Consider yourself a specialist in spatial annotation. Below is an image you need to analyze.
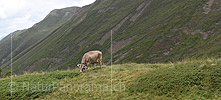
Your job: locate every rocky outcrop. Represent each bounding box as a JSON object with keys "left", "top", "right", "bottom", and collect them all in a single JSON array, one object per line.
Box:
[
  {"left": 203, "top": 0, "right": 215, "bottom": 14},
  {"left": 47, "top": 9, "right": 60, "bottom": 17},
  {"left": 183, "top": 28, "right": 209, "bottom": 39},
  {"left": 1, "top": 59, "right": 6, "bottom": 64}
]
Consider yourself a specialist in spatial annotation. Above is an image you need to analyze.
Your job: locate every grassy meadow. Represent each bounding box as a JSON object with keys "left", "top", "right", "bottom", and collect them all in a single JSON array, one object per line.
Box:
[{"left": 0, "top": 58, "right": 220, "bottom": 100}]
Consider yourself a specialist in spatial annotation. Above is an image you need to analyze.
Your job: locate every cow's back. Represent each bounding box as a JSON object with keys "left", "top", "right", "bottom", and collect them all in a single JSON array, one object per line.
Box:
[{"left": 82, "top": 50, "right": 102, "bottom": 63}]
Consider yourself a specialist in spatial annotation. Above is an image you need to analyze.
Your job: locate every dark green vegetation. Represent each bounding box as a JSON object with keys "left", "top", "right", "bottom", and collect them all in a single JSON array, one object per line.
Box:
[
  {"left": 0, "top": 68, "right": 1, "bottom": 76},
  {"left": 0, "top": 71, "right": 80, "bottom": 100},
  {"left": 0, "top": 0, "right": 220, "bottom": 74},
  {"left": 0, "top": 59, "right": 220, "bottom": 99},
  {"left": 2, "top": 70, "right": 14, "bottom": 78},
  {"left": 129, "top": 59, "right": 221, "bottom": 99}
]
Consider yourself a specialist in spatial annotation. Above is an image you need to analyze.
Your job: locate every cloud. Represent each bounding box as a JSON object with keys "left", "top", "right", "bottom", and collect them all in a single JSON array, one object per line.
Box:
[
  {"left": 0, "top": 10, "right": 7, "bottom": 19},
  {"left": 0, "top": 0, "right": 96, "bottom": 38},
  {"left": 0, "top": 15, "right": 34, "bottom": 34}
]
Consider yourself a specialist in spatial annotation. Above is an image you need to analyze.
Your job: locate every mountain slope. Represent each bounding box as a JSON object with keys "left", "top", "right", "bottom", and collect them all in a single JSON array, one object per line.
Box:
[
  {"left": 1, "top": 0, "right": 221, "bottom": 74},
  {"left": 0, "top": 6, "right": 80, "bottom": 66}
]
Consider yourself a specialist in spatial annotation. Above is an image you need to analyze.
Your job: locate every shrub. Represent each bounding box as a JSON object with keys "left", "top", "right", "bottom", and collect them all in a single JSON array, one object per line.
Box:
[
  {"left": 0, "top": 68, "right": 2, "bottom": 76},
  {"left": 3, "top": 70, "right": 14, "bottom": 78}
]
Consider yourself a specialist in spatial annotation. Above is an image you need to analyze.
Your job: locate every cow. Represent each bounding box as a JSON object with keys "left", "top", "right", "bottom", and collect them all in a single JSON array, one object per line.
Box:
[{"left": 77, "top": 50, "right": 103, "bottom": 72}]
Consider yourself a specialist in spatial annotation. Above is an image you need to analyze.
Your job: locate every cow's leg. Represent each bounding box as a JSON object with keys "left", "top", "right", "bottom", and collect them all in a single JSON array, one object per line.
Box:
[
  {"left": 85, "top": 64, "right": 88, "bottom": 72},
  {"left": 99, "top": 54, "right": 103, "bottom": 68},
  {"left": 93, "top": 64, "right": 96, "bottom": 70},
  {"left": 99, "top": 60, "right": 102, "bottom": 69}
]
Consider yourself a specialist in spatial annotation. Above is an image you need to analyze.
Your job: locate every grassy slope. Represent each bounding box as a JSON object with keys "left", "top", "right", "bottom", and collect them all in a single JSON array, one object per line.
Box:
[
  {"left": 1, "top": 0, "right": 220, "bottom": 74},
  {"left": 0, "top": 59, "right": 220, "bottom": 99},
  {"left": 114, "top": 0, "right": 221, "bottom": 63},
  {"left": 0, "top": 71, "right": 80, "bottom": 99}
]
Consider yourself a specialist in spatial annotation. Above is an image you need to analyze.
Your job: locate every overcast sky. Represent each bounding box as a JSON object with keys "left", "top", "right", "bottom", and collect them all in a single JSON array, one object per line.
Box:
[{"left": 0, "top": 0, "right": 96, "bottom": 40}]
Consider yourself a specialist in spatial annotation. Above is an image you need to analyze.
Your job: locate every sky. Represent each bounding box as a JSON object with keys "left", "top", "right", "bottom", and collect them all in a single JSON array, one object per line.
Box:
[{"left": 0, "top": 0, "right": 96, "bottom": 40}]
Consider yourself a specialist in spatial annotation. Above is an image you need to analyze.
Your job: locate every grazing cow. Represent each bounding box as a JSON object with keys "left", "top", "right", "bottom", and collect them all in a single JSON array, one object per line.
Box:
[{"left": 77, "top": 50, "right": 103, "bottom": 72}]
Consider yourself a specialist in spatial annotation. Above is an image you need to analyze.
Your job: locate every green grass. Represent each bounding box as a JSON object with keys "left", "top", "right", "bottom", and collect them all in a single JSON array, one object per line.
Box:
[
  {"left": 1, "top": 59, "right": 219, "bottom": 99},
  {"left": 129, "top": 59, "right": 221, "bottom": 99},
  {"left": 38, "top": 59, "right": 221, "bottom": 99},
  {"left": 0, "top": 71, "right": 80, "bottom": 100}
]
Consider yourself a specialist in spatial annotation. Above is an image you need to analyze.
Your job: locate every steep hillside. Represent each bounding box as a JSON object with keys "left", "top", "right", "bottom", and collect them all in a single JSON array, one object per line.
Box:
[
  {"left": 0, "top": 59, "right": 220, "bottom": 99},
  {"left": 0, "top": 6, "right": 79, "bottom": 67},
  {"left": 1, "top": 0, "right": 221, "bottom": 74}
]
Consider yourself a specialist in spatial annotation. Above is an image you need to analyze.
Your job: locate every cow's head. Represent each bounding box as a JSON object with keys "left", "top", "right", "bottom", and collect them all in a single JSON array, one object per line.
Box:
[{"left": 77, "top": 64, "right": 86, "bottom": 72}]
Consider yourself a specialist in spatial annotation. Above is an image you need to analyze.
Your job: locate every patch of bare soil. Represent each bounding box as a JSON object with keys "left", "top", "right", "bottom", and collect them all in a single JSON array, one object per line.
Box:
[
  {"left": 59, "top": 47, "right": 70, "bottom": 54},
  {"left": 113, "top": 51, "right": 130, "bottom": 64},
  {"left": 191, "top": 30, "right": 208, "bottom": 39},
  {"left": 28, "top": 58, "right": 63, "bottom": 70},
  {"left": 152, "top": 39, "right": 176, "bottom": 50},
  {"left": 130, "top": 1, "right": 152, "bottom": 22},
  {"left": 96, "top": 14, "right": 131, "bottom": 45},
  {"left": 163, "top": 51, "right": 170, "bottom": 56},
  {"left": 98, "top": 7, "right": 117, "bottom": 13},
  {"left": 75, "top": 13, "right": 87, "bottom": 25},
  {"left": 1, "top": 58, "right": 6, "bottom": 64},
  {"left": 183, "top": 28, "right": 208, "bottom": 39},
  {"left": 203, "top": 0, "right": 215, "bottom": 14},
  {"left": 136, "top": 3, "right": 145, "bottom": 11},
  {"left": 108, "top": 36, "right": 136, "bottom": 53},
  {"left": 78, "top": 40, "right": 86, "bottom": 46},
  {"left": 136, "top": 54, "right": 143, "bottom": 58}
]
